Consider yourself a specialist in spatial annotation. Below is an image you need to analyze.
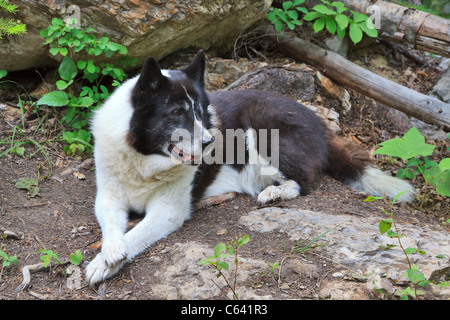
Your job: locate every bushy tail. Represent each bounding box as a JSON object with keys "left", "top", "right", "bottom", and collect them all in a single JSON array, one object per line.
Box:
[{"left": 325, "top": 132, "right": 414, "bottom": 202}]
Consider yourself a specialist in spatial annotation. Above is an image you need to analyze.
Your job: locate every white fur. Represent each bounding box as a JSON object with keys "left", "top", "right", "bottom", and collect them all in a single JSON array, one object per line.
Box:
[
  {"left": 86, "top": 75, "right": 198, "bottom": 285},
  {"left": 348, "top": 166, "right": 415, "bottom": 202}
]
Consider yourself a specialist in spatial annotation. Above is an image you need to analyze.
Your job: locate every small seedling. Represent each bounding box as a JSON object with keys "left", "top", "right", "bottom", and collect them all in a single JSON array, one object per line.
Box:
[
  {"left": 365, "top": 191, "right": 449, "bottom": 299},
  {"left": 198, "top": 234, "right": 250, "bottom": 300},
  {"left": 0, "top": 249, "right": 18, "bottom": 267},
  {"left": 39, "top": 249, "right": 61, "bottom": 268}
]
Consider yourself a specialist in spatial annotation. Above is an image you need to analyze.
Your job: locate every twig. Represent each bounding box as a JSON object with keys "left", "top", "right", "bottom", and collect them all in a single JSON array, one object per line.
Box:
[{"left": 15, "top": 259, "right": 69, "bottom": 295}]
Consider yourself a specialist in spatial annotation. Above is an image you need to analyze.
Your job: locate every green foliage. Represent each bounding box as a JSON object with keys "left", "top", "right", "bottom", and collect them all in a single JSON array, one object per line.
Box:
[
  {"left": 0, "top": 0, "right": 26, "bottom": 39},
  {"left": 268, "top": 0, "right": 378, "bottom": 45},
  {"left": 37, "top": 18, "right": 136, "bottom": 155},
  {"left": 267, "top": 0, "right": 307, "bottom": 32},
  {"left": 365, "top": 193, "right": 448, "bottom": 299},
  {"left": 69, "top": 249, "right": 83, "bottom": 266},
  {"left": 303, "top": 0, "right": 378, "bottom": 44},
  {"left": 14, "top": 177, "right": 40, "bottom": 198},
  {"left": 62, "top": 129, "right": 93, "bottom": 156},
  {"left": 374, "top": 127, "right": 450, "bottom": 206},
  {"left": 0, "top": 248, "right": 18, "bottom": 267},
  {"left": 0, "top": 69, "right": 7, "bottom": 79},
  {"left": 198, "top": 234, "right": 250, "bottom": 300},
  {"left": 39, "top": 249, "right": 61, "bottom": 268}
]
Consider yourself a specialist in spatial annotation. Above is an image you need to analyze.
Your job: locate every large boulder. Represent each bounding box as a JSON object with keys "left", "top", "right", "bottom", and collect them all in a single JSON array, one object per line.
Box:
[{"left": 0, "top": 0, "right": 272, "bottom": 71}]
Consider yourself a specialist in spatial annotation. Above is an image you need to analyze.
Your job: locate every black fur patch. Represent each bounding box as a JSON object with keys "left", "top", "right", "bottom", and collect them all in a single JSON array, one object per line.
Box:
[{"left": 127, "top": 50, "right": 213, "bottom": 156}]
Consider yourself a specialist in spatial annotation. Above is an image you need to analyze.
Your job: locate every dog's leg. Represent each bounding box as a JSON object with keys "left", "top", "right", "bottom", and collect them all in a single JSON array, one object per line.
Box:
[
  {"left": 85, "top": 195, "right": 128, "bottom": 285},
  {"left": 86, "top": 196, "right": 190, "bottom": 285},
  {"left": 124, "top": 200, "right": 189, "bottom": 261}
]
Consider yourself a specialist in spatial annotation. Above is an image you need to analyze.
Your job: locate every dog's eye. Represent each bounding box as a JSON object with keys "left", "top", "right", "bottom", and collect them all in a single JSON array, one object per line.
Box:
[{"left": 172, "top": 109, "right": 182, "bottom": 117}]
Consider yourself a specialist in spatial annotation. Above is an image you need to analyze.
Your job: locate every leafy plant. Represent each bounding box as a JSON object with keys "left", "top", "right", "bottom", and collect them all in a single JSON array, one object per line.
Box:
[
  {"left": 198, "top": 234, "right": 250, "bottom": 300},
  {"left": 374, "top": 127, "right": 449, "bottom": 208},
  {"left": 267, "top": 0, "right": 308, "bottom": 32},
  {"left": 365, "top": 192, "right": 449, "bottom": 300},
  {"left": 62, "top": 129, "right": 93, "bottom": 156},
  {"left": 0, "top": 248, "right": 18, "bottom": 267},
  {"left": 39, "top": 249, "right": 61, "bottom": 268},
  {"left": 37, "top": 18, "right": 136, "bottom": 154},
  {"left": 69, "top": 249, "right": 83, "bottom": 266},
  {"left": 0, "top": 0, "right": 26, "bottom": 39},
  {"left": 303, "top": 0, "right": 378, "bottom": 44}
]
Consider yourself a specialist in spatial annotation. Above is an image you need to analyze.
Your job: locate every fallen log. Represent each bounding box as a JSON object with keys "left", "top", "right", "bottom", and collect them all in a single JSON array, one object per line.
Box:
[
  {"left": 263, "top": 26, "right": 450, "bottom": 131},
  {"left": 274, "top": 0, "right": 450, "bottom": 57},
  {"left": 336, "top": 0, "right": 450, "bottom": 57}
]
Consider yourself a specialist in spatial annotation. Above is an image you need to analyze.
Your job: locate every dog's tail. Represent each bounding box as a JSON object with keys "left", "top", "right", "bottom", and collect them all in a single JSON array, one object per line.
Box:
[{"left": 325, "top": 131, "right": 414, "bottom": 202}]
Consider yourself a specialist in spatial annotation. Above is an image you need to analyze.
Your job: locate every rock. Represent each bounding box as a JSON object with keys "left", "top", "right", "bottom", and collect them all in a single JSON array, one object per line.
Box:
[
  {"left": 303, "top": 102, "right": 341, "bottom": 133},
  {"left": 325, "top": 34, "right": 349, "bottom": 57},
  {"left": 150, "top": 241, "right": 271, "bottom": 300},
  {"left": 226, "top": 65, "right": 317, "bottom": 102},
  {"left": 430, "top": 66, "right": 450, "bottom": 104},
  {"left": 238, "top": 207, "right": 450, "bottom": 299},
  {"left": 0, "top": 0, "right": 272, "bottom": 72}
]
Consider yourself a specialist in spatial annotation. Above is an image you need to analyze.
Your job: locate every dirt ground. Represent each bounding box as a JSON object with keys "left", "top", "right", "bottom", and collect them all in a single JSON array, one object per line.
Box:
[{"left": 0, "top": 42, "right": 449, "bottom": 301}]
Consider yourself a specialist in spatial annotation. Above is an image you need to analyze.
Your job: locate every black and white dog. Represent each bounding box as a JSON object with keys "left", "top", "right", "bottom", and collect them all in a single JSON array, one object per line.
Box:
[{"left": 85, "top": 50, "right": 414, "bottom": 285}]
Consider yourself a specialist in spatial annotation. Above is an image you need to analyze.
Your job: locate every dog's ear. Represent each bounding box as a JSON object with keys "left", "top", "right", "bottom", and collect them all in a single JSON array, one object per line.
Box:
[
  {"left": 136, "top": 56, "right": 166, "bottom": 94},
  {"left": 183, "top": 50, "right": 205, "bottom": 86}
]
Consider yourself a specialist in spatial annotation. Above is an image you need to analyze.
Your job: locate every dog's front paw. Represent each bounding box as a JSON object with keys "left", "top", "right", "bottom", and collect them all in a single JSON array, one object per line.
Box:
[
  {"left": 85, "top": 253, "right": 125, "bottom": 286},
  {"left": 102, "top": 239, "right": 127, "bottom": 266}
]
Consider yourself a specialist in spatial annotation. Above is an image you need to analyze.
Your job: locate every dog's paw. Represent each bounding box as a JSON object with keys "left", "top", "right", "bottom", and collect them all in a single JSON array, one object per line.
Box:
[
  {"left": 101, "top": 239, "right": 127, "bottom": 266},
  {"left": 85, "top": 254, "right": 125, "bottom": 286},
  {"left": 257, "top": 181, "right": 300, "bottom": 206},
  {"left": 257, "top": 185, "right": 282, "bottom": 205}
]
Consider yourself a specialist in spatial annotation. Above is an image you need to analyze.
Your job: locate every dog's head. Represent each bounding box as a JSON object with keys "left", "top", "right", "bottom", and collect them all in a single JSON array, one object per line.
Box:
[{"left": 128, "top": 50, "right": 215, "bottom": 165}]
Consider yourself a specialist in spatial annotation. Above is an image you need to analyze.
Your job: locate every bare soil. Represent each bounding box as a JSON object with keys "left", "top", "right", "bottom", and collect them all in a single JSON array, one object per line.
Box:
[{"left": 0, "top": 43, "right": 448, "bottom": 301}]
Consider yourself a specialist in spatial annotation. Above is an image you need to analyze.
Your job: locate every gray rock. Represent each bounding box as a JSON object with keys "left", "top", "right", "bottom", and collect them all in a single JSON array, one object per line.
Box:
[{"left": 239, "top": 207, "right": 450, "bottom": 299}]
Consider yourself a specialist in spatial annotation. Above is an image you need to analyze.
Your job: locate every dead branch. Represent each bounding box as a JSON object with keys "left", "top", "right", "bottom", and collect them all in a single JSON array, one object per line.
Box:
[{"left": 262, "top": 26, "right": 450, "bottom": 131}]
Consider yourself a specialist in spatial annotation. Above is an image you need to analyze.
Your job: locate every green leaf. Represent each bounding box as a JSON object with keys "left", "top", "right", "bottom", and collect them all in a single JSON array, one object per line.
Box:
[
  {"left": 70, "top": 249, "right": 83, "bottom": 265},
  {"left": 335, "top": 14, "right": 349, "bottom": 30},
  {"left": 77, "top": 60, "right": 87, "bottom": 70},
  {"left": 313, "top": 17, "right": 326, "bottom": 32},
  {"left": 325, "top": 15, "right": 337, "bottom": 34},
  {"left": 214, "top": 243, "right": 226, "bottom": 258},
  {"left": 293, "top": 0, "right": 305, "bottom": 5},
  {"left": 303, "top": 11, "right": 323, "bottom": 21},
  {"left": 56, "top": 79, "right": 73, "bottom": 90},
  {"left": 0, "top": 69, "right": 7, "bottom": 79},
  {"left": 359, "top": 18, "right": 378, "bottom": 37},
  {"left": 431, "top": 170, "right": 450, "bottom": 197},
  {"left": 439, "top": 158, "right": 450, "bottom": 171},
  {"left": 392, "top": 190, "right": 409, "bottom": 204},
  {"left": 313, "top": 4, "right": 335, "bottom": 15},
  {"left": 59, "top": 47, "right": 68, "bottom": 56},
  {"left": 331, "top": 1, "right": 347, "bottom": 14},
  {"left": 379, "top": 219, "right": 393, "bottom": 234},
  {"left": 283, "top": 1, "right": 293, "bottom": 10},
  {"left": 216, "top": 261, "right": 229, "bottom": 271},
  {"left": 349, "top": 23, "right": 363, "bottom": 44},
  {"left": 373, "top": 127, "right": 436, "bottom": 162},
  {"left": 37, "top": 91, "right": 69, "bottom": 107},
  {"left": 406, "top": 265, "right": 426, "bottom": 284}
]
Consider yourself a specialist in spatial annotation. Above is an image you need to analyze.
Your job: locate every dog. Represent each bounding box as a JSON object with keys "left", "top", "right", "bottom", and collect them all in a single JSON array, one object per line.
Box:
[{"left": 85, "top": 50, "right": 414, "bottom": 285}]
